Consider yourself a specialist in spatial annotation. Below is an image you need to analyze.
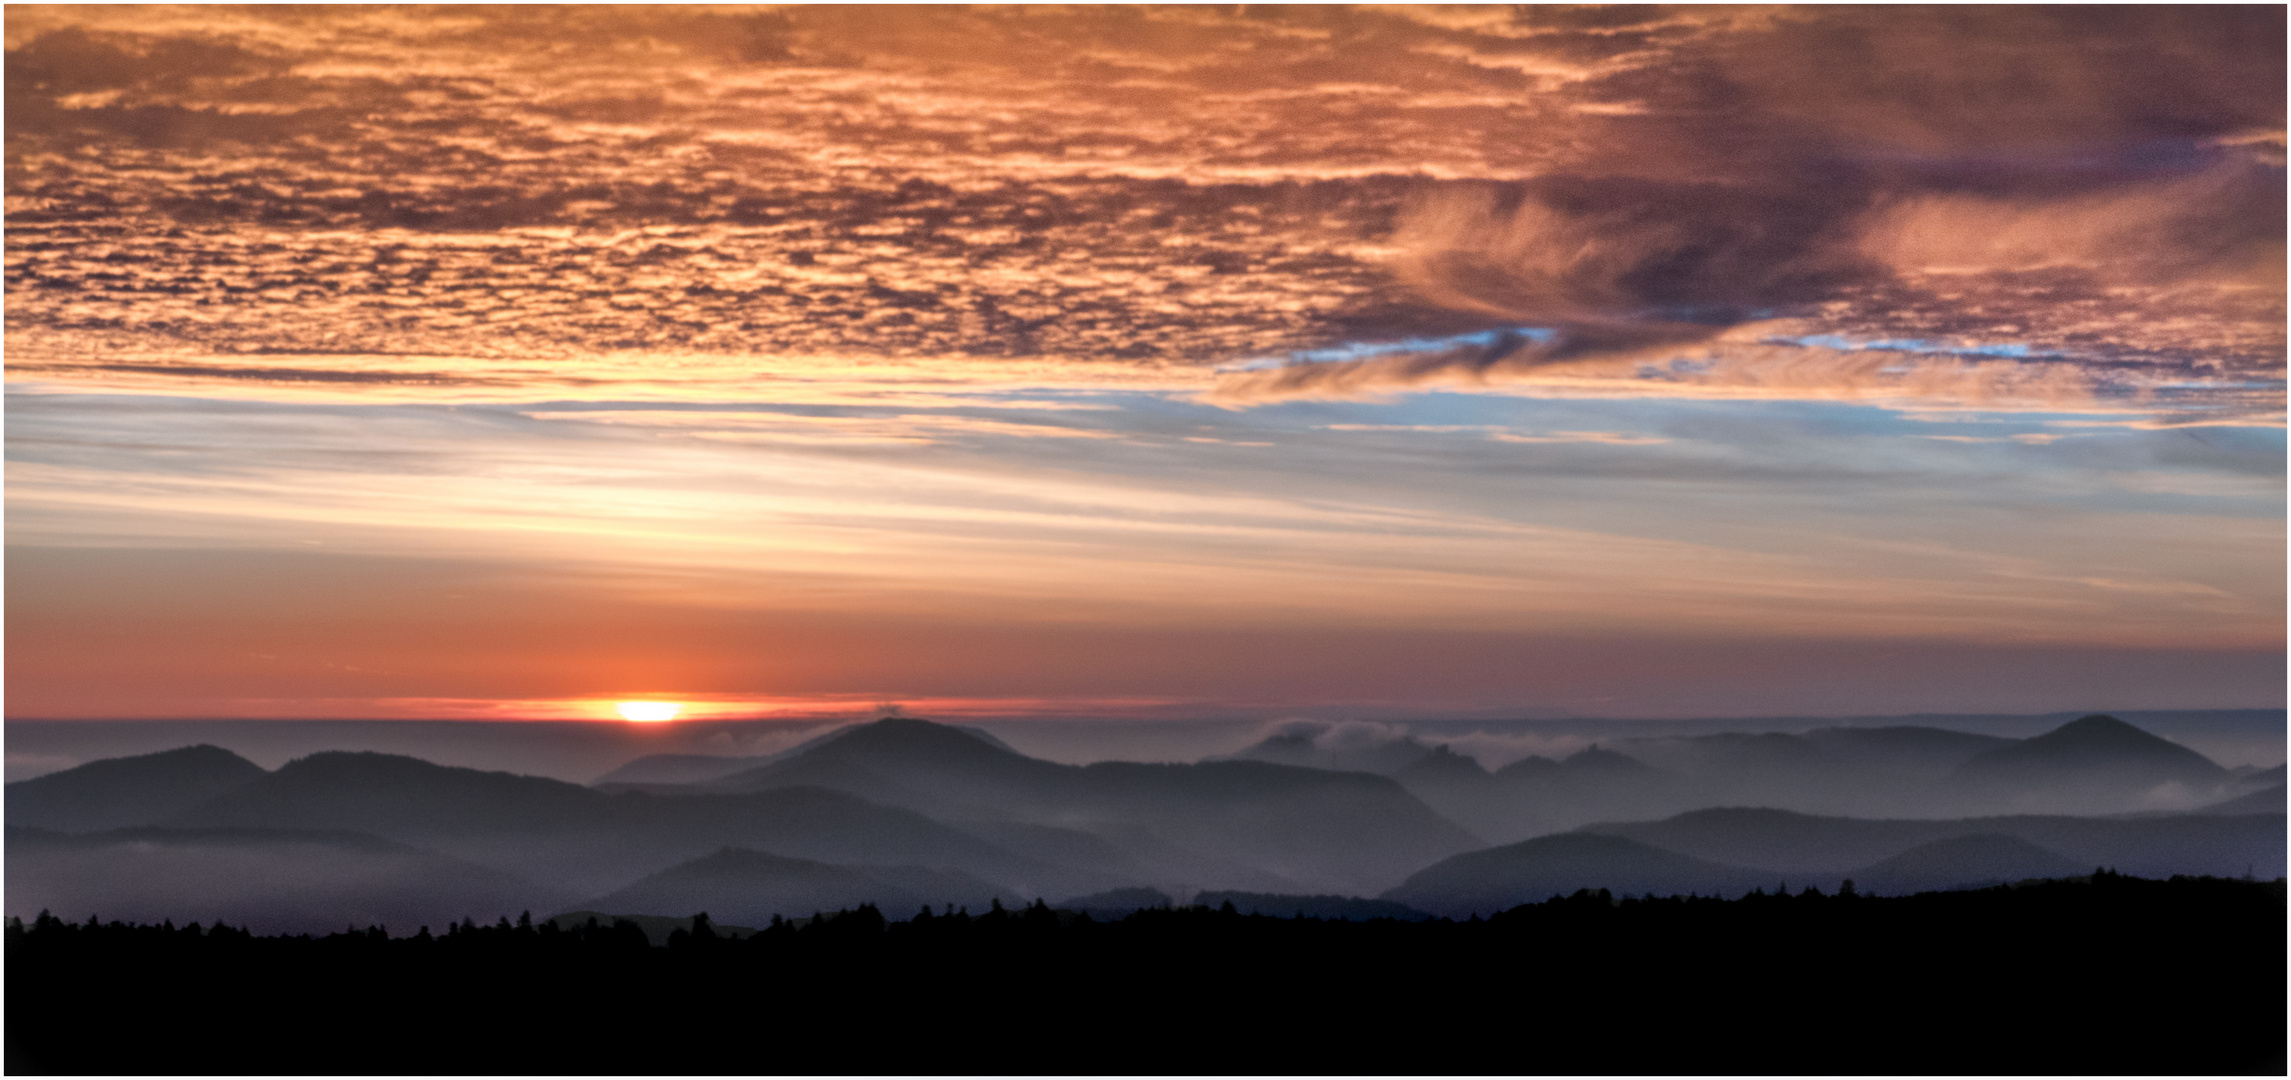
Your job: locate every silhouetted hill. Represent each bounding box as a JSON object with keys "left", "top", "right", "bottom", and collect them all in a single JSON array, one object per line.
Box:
[
  {"left": 697, "top": 717, "right": 1477, "bottom": 894},
  {"left": 6, "top": 746, "right": 267, "bottom": 832},
  {"left": 572, "top": 847, "right": 1009, "bottom": 927},
  {"left": 1950, "top": 714, "right": 2230, "bottom": 812},
  {"left": 1381, "top": 833, "right": 1774, "bottom": 916},
  {"left": 1844, "top": 834, "right": 2088, "bottom": 896},
  {"left": 177, "top": 751, "right": 612, "bottom": 833},
  {"left": 1192, "top": 891, "right": 1432, "bottom": 922},
  {"left": 712, "top": 719, "right": 1051, "bottom": 796},
  {"left": 1582, "top": 806, "right": 2285, "bottom": 880},
  {"left": 5, "top": 824, "right": 562, "bottom": 935},
  {"left": 169, "top": 750, "right": 1110, "bottom": 899},
  {"left": 2198, "top": 784, "right": 2285, "bottom": 816}
]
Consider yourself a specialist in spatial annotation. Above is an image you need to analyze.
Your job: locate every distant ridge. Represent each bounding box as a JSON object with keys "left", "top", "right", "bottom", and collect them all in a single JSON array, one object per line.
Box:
[
  {"left": 6, "top": 745, "right": 267, "bottom": 832},
  {"left": 689, "top": 717, "right": 1478, "bottom": 895},
  {"left": 1580, "top": 805, "right": 2285, "bottom": 880},
  {"left": 168, "top": 748, "right": 1109, "bottom": 901},
  {"left": 1951, "top": 714, "right": 2229, "bottom": 797},
  {"left": 590, "top": 722, "right": 1020, "bottom": 787},
  {"left": 1381, "top": 832, "right": 1774, "bottom": 917}
]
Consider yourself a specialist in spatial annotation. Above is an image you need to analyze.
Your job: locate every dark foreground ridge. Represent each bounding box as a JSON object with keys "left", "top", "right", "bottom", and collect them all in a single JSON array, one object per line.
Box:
[{"left": 8, "top": 873, "right": 2282, "bottom": 1075}]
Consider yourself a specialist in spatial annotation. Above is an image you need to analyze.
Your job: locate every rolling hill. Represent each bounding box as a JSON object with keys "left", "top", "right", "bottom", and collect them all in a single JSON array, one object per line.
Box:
[
  {"left": 1948, "top": 714, "right": 2232, "bottom": 813},
  {"left": 688, "top": 718, "right": 1479, "bottom": 894},
  {"left": 169, "top": 750, "right": 1116, "bottom": 899},
  {"left": 6, "top": 746, "right": 267, "bottom": 832},
  {"left": 1380, "top": 832, "right": 1777, "bottom": 917},
  {"left": 1580, "top": 806, "right": 2286, "bottom": 881}
]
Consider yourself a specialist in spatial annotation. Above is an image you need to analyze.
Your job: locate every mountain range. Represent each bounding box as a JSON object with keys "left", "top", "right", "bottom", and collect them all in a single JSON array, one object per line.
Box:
[
  {"left": 1382, "top": 805, "right": 2285, "bottom": 918},
  {"left": 1245, "top": 714, "right": 2263, "bottom": 841},
  {"left": 6, "top": 714, "right": 2280, "bottom": 934}
]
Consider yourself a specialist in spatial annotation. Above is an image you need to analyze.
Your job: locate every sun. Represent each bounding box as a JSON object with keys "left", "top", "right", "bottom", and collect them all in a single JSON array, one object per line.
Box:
[{"left": 615, "top": 701, "right": 683, "bottom": 723}]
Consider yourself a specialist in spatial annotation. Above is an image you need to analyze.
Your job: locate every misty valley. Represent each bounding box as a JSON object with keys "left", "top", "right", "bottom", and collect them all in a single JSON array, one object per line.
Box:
[
  {"left": 7, "top": 714, "right": 2283, "bottom": 931},
  {"left": 6, "top": 713, "right": 2285, "bottom": 1073}
]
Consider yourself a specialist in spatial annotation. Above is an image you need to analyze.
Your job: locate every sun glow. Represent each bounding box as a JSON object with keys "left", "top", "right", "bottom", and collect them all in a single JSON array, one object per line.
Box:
[{"left": 615, "top": 701, "right": 684, "bottom": 723}]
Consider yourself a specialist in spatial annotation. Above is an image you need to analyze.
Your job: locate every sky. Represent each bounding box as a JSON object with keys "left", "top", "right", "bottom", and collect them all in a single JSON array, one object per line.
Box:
[{"left": 5, "top": 5, "right": 2283, "bottom": 723}]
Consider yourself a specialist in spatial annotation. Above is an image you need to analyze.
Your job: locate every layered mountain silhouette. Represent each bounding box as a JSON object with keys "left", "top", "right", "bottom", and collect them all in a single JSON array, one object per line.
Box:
[
  {"left": 588, "top": 721, "right": 1021, "bottom": 787},
  {"left": 7, "top": 746, "right": 266, "bottom": 832},
  {"left": 1947, "top": 714, "right": 2232, "bottom": 813},
  {"left": 5, "top": 713, "right": 2277, "bottom": 932},
  {"left": 572, "top": 847, "right": 1010, "bottom": 927},
  {"left": 1375, "top": 716, "right": 2247, "bottom": 840},
  {"left": 665, "top": 718, "right": 1478, "bottom": 894},
  {"left": 1379, "top": 810, "right": 2283, "bottom": 916},
  {"left": 1580, "top": 806, "right": 2285, "bottom": 881},
  {"left": 6, "top": 824, "right": 561, "bottom": 935},
  {"left": 168, "top": 749, "right": 1110, "bottom": 899},
  {"left": 1383, "top": 833, "right": 1778, "bottom": 916}
]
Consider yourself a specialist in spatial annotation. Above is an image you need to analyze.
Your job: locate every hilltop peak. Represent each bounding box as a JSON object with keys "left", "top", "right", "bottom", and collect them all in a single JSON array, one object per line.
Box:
[
  {"left": 814, "top": 717, "right": 1028, "bottom": 759},
  {"left": 1950, "top": 712, "right": 2228, "bottom": 807},
  {"left": 6, "top": 744, "right": 270, "bottom": 832},
  {"left": 2040, "top": 714, "right": 2164, "bottom": 745}
]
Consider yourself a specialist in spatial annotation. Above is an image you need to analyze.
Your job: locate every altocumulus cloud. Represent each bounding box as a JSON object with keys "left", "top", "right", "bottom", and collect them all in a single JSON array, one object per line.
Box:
[{"left": 2, "top": 6, "right": 2278, "bottom": 421}]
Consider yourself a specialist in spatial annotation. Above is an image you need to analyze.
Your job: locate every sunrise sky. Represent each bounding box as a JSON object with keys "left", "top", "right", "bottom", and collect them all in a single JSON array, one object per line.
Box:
[{"left": 6, "top": 5, "right": 2283, "bottom": 722}]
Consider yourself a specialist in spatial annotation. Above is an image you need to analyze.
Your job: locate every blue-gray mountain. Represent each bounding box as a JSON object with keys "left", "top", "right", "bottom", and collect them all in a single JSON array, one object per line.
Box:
[
  {"left": 5, "top": 714, "right": 2279, "bottom": 934},
  {"left": 1243, "top": 714, "right": 2268, "bottom": 841},
  {"left": 7, "top": 745, "right": 266, "bottom": 832},
  {"left": 649, "top": 718, "right": 1479, "bottom": 895}
]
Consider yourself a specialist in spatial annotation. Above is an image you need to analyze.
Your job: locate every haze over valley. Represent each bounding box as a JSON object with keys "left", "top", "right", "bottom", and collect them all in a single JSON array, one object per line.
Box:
[{"left": 10, "top": 711, "right": 2280, "bottom": 934}]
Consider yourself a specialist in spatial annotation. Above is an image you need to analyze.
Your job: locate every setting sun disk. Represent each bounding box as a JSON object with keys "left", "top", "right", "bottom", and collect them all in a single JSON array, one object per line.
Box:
[{"left": 616, "top": 701, "right": 683, "bottom": 723}]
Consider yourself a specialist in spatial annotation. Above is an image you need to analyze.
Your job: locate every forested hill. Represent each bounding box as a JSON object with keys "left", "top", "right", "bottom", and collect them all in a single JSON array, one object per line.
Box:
[{"left": 9, "top": 873, "right": 2281, "bottom": 1076}]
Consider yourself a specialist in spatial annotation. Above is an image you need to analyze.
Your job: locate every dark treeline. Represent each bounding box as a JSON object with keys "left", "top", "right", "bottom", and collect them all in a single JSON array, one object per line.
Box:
[{"left": 8, "top": 873, "right": 2283, "bottom": 1075}]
